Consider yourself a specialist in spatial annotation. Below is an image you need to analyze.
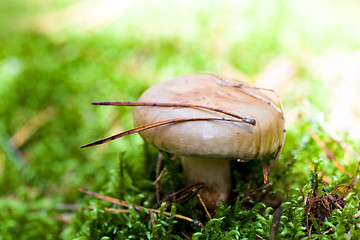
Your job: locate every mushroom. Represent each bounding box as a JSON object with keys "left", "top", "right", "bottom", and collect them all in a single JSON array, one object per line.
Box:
[
  {"left": 81, "top": 73, "right": 285, "bottom": 210},
  {"left": 132, "top": 74, "right": 285, "bottom": 210}
]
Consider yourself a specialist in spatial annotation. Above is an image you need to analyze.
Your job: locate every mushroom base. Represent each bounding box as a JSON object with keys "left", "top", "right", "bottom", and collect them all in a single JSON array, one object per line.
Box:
[{"left": 181, "top": 156, "right": 231, "bottom": 211}]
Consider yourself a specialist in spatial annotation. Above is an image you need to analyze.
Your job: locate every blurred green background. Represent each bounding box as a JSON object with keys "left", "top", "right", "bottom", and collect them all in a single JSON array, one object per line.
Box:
[{"left": 1, "top": 0, "right": 360, "bottom": 239}]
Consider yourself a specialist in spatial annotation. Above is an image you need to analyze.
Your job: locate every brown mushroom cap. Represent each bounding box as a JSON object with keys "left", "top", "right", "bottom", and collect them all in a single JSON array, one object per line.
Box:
[{"left": 134, "top": 74, "right": 284, "bottom": 161}]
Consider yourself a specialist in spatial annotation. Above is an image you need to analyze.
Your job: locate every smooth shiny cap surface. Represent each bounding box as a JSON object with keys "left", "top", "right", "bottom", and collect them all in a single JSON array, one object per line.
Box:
[{"left": 134, "top": 74, "right": 284, "bottom": 161}]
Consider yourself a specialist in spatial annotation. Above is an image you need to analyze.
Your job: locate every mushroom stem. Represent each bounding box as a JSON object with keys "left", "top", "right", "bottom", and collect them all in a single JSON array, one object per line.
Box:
[{"left": 181, "top": 156, "right": 231, "bottom": 210}]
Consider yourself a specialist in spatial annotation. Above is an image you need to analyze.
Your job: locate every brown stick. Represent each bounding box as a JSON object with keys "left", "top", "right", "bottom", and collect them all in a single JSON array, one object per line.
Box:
[
  {"left": 80, "top": 188, "right": 203, "bottom": 226},
  {"left": 81, "top": 117, "right": 254, "bottom": 148},
  {"left": 154, "top": 152, "right": 163, "bottom": 203},
  {"left": 269, "top": 205, "right": 283, "bottom": 240},
  {"left": 88, "top": 205, "right": 200, "bottom": 226},
  {"left": 197, "top": 193, "right": 212, "bottom": 220},
  {"left": 262, "top": 156, "right": 268, "bottom": 183},
  {"left": 244, "top": 182, "right": 273, "bottom": 197},
  {"left": 79, "top": 188, "right": 133, "bottom": 208},
  {"left": 322, "top": 188, "right": 343, "bottom": 210},
  {"left": 149, "top": 210, "right": 156, "bottom": 227},
  {"left": 153, "top": 167, "right": 168, "bottom": 185},
  {"left": 92, "top": 101, "right": 256, "bottom": 125},
  {"left": 307, "top": 127, "right": 349, "bottom": 175}
]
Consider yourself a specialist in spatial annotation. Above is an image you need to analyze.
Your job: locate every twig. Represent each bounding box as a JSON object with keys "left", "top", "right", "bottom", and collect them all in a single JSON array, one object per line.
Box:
[
  {"left": 88, "top": 205, "right": 130, "bottom": 213},
  {"left": 88, "top": 206, "right": 202, "bottom": 226},
  {"left": 313, "top": 174, "right": 319, "bottom": 197},
  {"left": 306, "top": 199, "right": 316, "bottom": 237},
  {"left": 55, "top": 203, "right": 81, "bottom": 211},
  {"left": 152, "top": 183, "right": 203, "bottom": 210},
  {"left": 307, "top": 127, "right": 349, "bottom": 175},
  {"left": 323, "top": 227, "right": 334, "bottom": 235},
  {"left": 322, "top": 188, "right": 343, "bottom": 210},
  {"left": 262, "top": 156, "right": 268, "bottom": 183},
  {"left": 180, "top": 231, "right": 191, "bottom": 240},
  {"left": 92, "top": 101, "right": 255, "bottom": 125},
  {"left": 11, "top": 106, "right": 57, "bottom": 148},
  {"left": 81, "top": 117, "right": 255, "bottom": 148},
  {"left": 149, "top": 210, "right": 156, "bottom": 227},
  {"left": 340, "top": 160, "right": 360, "bottom": 199},
  {"left": 299, "top": 188, "right": 309, "bottom": 206},
  {"left": 155, "top": 152, "right": 163, "bottom": 203},
  {"left": 317, "top": 118, "right": 360, "bottom": 163},
  {"left": 80, "top": 188, "right": 203, "bottom": 226},
  {"left": 153, "top": 167, "right": 168, "bottom": 185},
  {"left": 244, "top": 182, "right": 273, "bottom": 197},
  {"left": 197, "top": 193, "right": 212, "bottom": 220},
  {"left": 269, "top": 205, "right": 283, "bottom": 240},
  {"left": 53, "top": 213, "right": 73, "bottom": 224},
  {"left": 157, "top": 183, "right": 204, "bottom": 207},
  {"left": 79, "top": 188, "right": 133, "bottom": 208}
]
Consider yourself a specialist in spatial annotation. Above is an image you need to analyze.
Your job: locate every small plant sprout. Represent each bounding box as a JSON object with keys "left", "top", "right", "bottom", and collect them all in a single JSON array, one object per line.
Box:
[{"left": 81, "top": 74, "right": 286, "bottom": 210}]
